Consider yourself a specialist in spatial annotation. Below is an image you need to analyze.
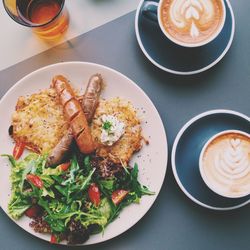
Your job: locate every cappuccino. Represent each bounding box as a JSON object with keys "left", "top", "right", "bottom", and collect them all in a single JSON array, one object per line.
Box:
[
  {"left": 160, "top": 0, "right": 226, "bottom": 46},
  {"left": 200, "top": 131, "right": 250, "bottom": 198}
]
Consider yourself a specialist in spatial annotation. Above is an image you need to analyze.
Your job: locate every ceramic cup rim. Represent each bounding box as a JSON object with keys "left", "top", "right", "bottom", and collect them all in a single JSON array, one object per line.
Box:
[
  {"left": 157, "top": 0, "right": 227, "bottom": 48},
  {"left": 199, "top": 129, "right": 250, "bottom": 199}
]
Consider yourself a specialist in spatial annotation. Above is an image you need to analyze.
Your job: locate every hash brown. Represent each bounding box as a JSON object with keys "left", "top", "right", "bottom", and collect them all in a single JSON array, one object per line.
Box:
[
  {"left": 91, "top": 97, "right": 142, "bottom": 165},
  {"left": 12, "top": 88, "right": 69, "bottom": 154}
]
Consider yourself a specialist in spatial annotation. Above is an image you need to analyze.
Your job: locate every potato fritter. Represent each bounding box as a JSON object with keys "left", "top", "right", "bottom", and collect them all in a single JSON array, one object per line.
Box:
[
  {"left": 91, "top": 98, "right": 142, "bottom": 165},
  {"left": 12, "top": 88, "right": 69, "bottom": 154}
]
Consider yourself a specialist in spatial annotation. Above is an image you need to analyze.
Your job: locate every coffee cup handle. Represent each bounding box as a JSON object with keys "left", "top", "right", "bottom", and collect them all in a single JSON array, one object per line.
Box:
[{"left": 142, "top": 1, "right": 159, "bottom": 22}]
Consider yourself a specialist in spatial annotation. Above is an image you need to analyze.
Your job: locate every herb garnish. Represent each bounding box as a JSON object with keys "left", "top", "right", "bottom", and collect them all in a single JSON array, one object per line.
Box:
[{"left": 102, "top": 121, "right": 112, "bottom": 133}]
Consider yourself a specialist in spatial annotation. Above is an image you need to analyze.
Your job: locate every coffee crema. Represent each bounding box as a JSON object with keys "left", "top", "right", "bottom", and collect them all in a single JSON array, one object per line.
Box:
[
  {"left": 201, "top": 132, "right": 250, "bottom": 198},
  {"left": 160, "top": 0, "right": 225, "bottom": 45}
]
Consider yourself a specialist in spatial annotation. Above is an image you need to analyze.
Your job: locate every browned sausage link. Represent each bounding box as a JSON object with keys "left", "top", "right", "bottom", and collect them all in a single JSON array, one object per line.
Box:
[
  {"left": 60, "top": 88, "right": 75, "bottom": 106},
  {"left": 51, "top": 75, "right": 75, "bottom": 95},
  {"left": 52, "top": 75, "right": 96, "bottom": 154},
  {"left": 70, "top": 113, "right": 86, "bottom": 137},
  {"left": 48, "top": 75, "right": 102, "bottom": 165},
  {"left": 47, "top": 128, "right": 74, "bottom": 166},
  {"left": 71, "top": 114, "right": 95, "bottom": 154},
  {"left": 76, "top": 130, "right": 95, "bottom": 155},
  {"left": 82, "top": 74, "right": 103, "bottom": 122},
  {"left": 64, "top": 99, "right": 82, "bottom": 122}
]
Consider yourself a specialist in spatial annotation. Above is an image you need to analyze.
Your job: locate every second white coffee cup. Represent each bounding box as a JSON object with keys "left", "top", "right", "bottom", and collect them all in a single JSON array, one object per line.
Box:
[{"left": 199, "top": 130, "right": 250, "bottom": 199}]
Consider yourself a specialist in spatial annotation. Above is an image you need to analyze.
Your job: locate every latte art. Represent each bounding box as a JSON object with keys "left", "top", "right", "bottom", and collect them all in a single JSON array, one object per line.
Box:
[
  {"left": 160, "top": 0, "right": 225, "bottom": 45},
  {"left": 214, "top": 139, "right": 250, "bottom": 181},
  {"left": 200, "top": 132, "right": 250, "bottom": 198},
  {"left": 170, "top": 0, "right": 214, "bottom": 38}
]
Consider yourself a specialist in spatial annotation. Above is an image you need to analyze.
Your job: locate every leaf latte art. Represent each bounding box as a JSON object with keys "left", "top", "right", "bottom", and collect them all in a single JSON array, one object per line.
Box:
[
  {"left": 201, "top": 132, "right": 250, "bottom": 198},
  {"left": 160, "top": 0, "right": 225, "bottom": 45}
]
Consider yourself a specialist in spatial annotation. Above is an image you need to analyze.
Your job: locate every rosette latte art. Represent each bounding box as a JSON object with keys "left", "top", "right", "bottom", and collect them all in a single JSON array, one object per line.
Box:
[
  {"left": 160, "top": 0, "right": 225, "bottom": 45},
  {"left": 202, "top": 133, "right": 250, "bottom": 198}
]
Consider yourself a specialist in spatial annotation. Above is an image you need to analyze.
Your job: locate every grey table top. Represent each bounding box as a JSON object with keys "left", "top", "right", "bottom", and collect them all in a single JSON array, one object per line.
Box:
[{"left": 0, "top": 1, "right": 249, "bottom": 250}]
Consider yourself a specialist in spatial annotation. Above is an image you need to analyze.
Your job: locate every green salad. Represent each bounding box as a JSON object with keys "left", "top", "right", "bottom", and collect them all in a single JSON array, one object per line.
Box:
[{"left": 4, "top": 153, "right": 154, "bottom": 244}]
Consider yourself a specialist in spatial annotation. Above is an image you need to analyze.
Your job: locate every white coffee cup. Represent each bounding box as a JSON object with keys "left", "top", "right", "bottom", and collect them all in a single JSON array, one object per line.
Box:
[
  {"left": 142, "top": 0, "right": 226, "bottom": 48},
  {"left": 199, "top": 130, "right": 250, "bottom": 198}
]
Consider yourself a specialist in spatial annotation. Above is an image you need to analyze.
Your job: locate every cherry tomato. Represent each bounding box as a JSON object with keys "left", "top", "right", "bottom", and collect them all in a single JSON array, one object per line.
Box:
[
  {"left": 88, "top": 183, "right": 101, "bottom": 206},
  {"left": 58, "top": 162, "right": 71, "bottom": 171},
  {"left": 111, "top": 190, "right": 129, "bottom": 205},
  {"left": 25, "top": 205, "right": 41, "bottom": 218},
  {"left": 50, "top": 234, "right": 57, "bottom": 244},
  {"left": 13, "top": 142, "right": 25, "bottom": 160},
  {"left": 26, "top": 174, "right": 44, "bottom": 189}
]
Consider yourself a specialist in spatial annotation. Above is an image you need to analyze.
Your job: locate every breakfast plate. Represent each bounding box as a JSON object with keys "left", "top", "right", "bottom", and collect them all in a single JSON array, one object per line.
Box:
[
  {"left": 135, "top": 0, "right": 235, "bottom": 75},
  {"left": 171, "top": 110, "right": 250, "bottom": 210},
  {"left": 0, "top": 62, "right": 168, "bottom": 244}
]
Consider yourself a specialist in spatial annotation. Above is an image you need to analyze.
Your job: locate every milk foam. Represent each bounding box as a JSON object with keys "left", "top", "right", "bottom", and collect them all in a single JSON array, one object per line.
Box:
[
  {"left": 214, "top": 139, "right": 250, "bottom": 181},
  {"left": 190, "top": 21, "right": 199, "bottom": 37},
  {"left": 169, "top": 0, "right": 215, "bottom": 38},
  {"left": 202, "top": 133, "right": 250, "bottom": 197}
]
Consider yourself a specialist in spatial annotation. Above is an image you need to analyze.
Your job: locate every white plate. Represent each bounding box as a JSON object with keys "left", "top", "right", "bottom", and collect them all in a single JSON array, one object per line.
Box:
[{"left": 0, "top": 62, "right": 168, "bottom": 245}]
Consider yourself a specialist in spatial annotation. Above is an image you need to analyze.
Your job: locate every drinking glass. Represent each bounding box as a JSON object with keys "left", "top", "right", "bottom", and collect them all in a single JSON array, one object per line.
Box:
[{"left": 3, "top": 0, "right": 69, "bottom": 40}]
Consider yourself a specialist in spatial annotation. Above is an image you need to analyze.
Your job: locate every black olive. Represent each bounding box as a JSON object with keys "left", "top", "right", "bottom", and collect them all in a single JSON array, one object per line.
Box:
[{"left": 8, "top": 125, "right": 13, "bottom": 136}]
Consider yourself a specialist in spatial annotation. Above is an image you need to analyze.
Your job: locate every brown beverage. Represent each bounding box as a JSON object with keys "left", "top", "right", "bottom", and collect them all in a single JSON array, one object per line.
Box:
[
  {"left": 9, "top": 0, "right": 69, "bottom": 40},
  {"left": 23, "top": 0, "right": 61, "bottom": 24},
  {"left": 159, "top": 0, "right": 225, "bottom": 46}
]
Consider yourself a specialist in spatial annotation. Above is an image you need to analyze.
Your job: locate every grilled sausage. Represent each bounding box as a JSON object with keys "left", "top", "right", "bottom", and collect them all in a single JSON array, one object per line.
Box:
[
  {"left": 51, "top": 75, "right": 96, "bottom": 154},
  {"left": 48, "top": 74, "right": 103, "bottom": 165},
  {"left": 82, "top": 74, "right": 103, "bottom": 122},
  {"left": 47, "top": 128, "right": 74, "bottom": 166}
]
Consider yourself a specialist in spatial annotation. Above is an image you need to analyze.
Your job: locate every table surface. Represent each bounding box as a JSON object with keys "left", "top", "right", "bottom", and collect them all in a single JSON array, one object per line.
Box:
[
  {"left": 0, "top": 0, "right": 140, "bottom": 71},
  {"left": 0, "top": 1, "right": 249, "bottom": 250}
]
